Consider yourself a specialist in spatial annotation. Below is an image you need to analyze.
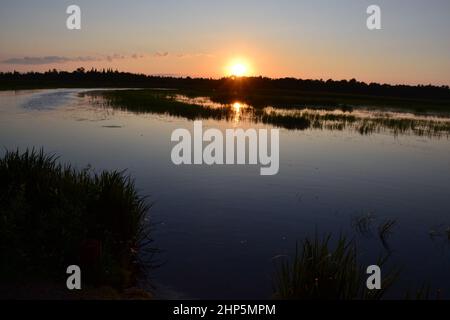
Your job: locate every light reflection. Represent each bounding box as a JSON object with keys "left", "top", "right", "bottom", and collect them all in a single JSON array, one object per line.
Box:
[
  {"left": 167, "top": 93, "right": 450, "bottom": 137},
  {"left": 232, "top": 102, "right": 243, "bottom": 123}
]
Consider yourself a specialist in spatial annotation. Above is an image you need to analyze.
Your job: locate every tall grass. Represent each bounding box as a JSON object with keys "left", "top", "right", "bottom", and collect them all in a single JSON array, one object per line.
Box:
[
  {"left": 0, "top": 149, "right": 152, "bottom": 290},
  {"left": 273, "top": 234, "right": 397, "bottom": 300}
]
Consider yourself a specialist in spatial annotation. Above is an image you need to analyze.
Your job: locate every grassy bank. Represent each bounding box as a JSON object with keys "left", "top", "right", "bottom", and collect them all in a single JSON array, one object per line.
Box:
[{"left": 0, "top": 149, "right": 153, "bottom": 296}]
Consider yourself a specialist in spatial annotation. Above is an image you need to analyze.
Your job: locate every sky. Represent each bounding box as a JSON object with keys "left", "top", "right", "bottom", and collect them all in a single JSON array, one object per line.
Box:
[{"left": 0, "top": 0, "right": 449, "bottom": 85}]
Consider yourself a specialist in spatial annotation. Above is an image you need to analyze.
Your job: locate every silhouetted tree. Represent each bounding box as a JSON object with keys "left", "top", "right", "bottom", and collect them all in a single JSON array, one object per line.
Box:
[{"left": 1, "top": 69, "right": 450, "bottom": 102}]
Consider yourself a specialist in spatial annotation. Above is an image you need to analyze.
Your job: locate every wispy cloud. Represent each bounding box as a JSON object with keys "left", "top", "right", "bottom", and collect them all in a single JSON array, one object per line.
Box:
[
  {"left": 175, "top": 53, "right": 214, "bottom": 59},
  {"left": 0, "top": 56, "right": 100, "bottom": 65},
  {"left": 1, "top": 54, "right": 145, "bottom": 65},
  {"left": 1, "top": 51, "right": 214, "bottom": 65},
  {"left": 152, "top": 52, "right": 169, "bottom": 58},
  {"left": 105, "top": 54, "right": 126, "bottom": 62},
  {"left": 150, "top": 52, "right": 212, "bottom": 58}
]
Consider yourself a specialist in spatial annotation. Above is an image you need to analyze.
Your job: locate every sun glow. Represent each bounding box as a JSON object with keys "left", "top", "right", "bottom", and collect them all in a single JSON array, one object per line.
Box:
[
  {"left": 230, "top": 64, "right": 247, "bottom": 77},
  {"left": 232, "top": 102, "right": 242, "bottom": 112},
  {"left": 227, "top": 59, "right": 251, "bottom": 77}
]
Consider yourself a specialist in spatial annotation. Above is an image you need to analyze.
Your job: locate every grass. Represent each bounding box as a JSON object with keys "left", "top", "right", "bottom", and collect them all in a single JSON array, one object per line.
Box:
[
  {"left": 378, "top": 219, "right": 397, "bottom": 252},
  {"left": 351, "top": 212, "right": 376, "bottom": 236},
  {"left": 0, "top": 149, "right": 153, "bottom": 291},
  {"left": 87, "top": 89, "right": 450, "bottom": 137},
  {"left": 180, "top": 87, "right": 450, "bottom": 111},
  {"left": 273, "top": 234, "right": 397, "bottom": 300},
  {"left": 86, "top": 90, "right": 233, "bottom": 121}
]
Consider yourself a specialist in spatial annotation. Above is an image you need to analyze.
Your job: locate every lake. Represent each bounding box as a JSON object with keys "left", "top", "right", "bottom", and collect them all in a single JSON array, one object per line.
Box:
[{"left": 1, "top": 89, "right": 450, "bottom": 299}]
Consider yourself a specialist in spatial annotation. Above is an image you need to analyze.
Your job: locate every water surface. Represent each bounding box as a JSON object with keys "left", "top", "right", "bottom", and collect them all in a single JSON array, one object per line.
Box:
[{"left": 1, "top": 89, "right": 450, "bottom": 299}]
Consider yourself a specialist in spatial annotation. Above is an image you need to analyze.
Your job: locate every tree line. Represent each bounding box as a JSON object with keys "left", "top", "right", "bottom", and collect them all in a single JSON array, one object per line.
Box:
[{"left": 1, "top": 68, "right": 450, "bottom": 101}]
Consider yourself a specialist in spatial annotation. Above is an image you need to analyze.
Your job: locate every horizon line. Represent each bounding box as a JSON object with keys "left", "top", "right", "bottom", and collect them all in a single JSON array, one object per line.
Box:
[{"left": 2, "top": 67, "right": 450, "bottom": 88}]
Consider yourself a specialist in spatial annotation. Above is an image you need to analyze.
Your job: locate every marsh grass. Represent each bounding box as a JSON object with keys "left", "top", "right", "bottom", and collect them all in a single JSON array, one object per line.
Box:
[
  {"left": 0, "top": 149, "right": 153, "bottom": 290},
  {"left": 378, "top": 219, "right": 397, "bottom": 252},
  {"left": 86, "top": 90, "right": 233, "bottom": 121},
  {"left": 273, "top": 234, "right": 397, "bottom": 300},
  {"left": 88, "top": 90, "right": 450, "bottom": 137},
  {"left": 184, "top": 88, "right": 450, "bottom": 111},
  {"left": 351, "top": 212, "right": 376, "bottom": 236}
]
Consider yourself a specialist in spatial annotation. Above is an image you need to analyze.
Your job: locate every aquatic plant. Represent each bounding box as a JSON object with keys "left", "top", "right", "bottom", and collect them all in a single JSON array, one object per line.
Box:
[
  {"left": 351, "top": 212, "right": 376, "bottom": 236},
  {"left": 273, "top": 234, "right": 397, "bottom": 300},
  {"left": 378, "top": 219, "right": 397, "bottom": 251},
  {"left": 86, "top": 90, "right": 233, "bottom": 121},
  {"left": 88, "top": 90, "right": 450, "bottom": 137},
  {"left": 0, "top": 148, "right": 154, "bottom": 290}
]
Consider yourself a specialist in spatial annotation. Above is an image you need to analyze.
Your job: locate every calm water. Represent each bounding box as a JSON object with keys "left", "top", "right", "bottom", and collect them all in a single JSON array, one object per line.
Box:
[{"left": 1, "top": 89, "right": 450, "bottom": 299}]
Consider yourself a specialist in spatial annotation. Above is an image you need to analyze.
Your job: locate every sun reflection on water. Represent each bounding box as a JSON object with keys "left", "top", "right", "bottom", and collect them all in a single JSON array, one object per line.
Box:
[{"left": 231, "top": 102, "right": 245, "bottom": 123}]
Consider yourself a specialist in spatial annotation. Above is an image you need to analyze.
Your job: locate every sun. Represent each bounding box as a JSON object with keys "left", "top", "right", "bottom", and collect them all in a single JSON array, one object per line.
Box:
[
  {"left": 227, "top": 59, "right": 251, "bottom": 77},
  {"left": 230, "top": 64, "right": 247, "bottom": 77}
]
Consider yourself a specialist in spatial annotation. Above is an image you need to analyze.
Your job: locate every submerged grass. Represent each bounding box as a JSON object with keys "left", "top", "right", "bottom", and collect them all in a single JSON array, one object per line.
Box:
[
  {"left": 87, "top": 89, "right": 450, "bottom": 137},
  {"left": 179, "top": 87, "right": 450, "bottom": 111},
  {"left": 273, "top": 234, "right": 398, "bottom": 300},
  {"left": 86, "top": 90, "right": 233, "bottom": 121},
  {"left": 0, "top": 149, "right": 153, "bottom": 291}
]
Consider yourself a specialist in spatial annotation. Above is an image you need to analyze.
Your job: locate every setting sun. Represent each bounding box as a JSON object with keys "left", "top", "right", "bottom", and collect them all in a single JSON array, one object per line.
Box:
[
  {"left": 226, "top": 59, "right": 251, "bottom": 77},
  {"left": 230, "top": 64, "right": 247, "bottom": 77}
]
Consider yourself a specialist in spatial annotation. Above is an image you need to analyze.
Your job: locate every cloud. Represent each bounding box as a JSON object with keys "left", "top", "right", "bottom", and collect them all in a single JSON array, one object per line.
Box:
[
  {"left": 132, "top": 53, "right": 145, "bottom": 59},
  {"left": 106, "top": 54, "right": 126, "bottom": 62},
  {"left": 1, "top": 54, "right": 146, "bottom": 65},
  {"left": 153, "top": 52, "right": 169, "bottom": 58},
  {"left": 175, "top": 53, "right": 214, "bottom": 59},
  {"left": 1, "top": 52, "right": 213, "bottom": 65},
  {"left": 1, "top": 56, "right": 100, "bottom": 65}
]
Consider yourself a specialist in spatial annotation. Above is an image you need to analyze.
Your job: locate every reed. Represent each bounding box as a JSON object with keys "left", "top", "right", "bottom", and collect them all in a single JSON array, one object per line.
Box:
[
  {"left": 273, "top": 234, "right": 397, "bottom": 300},
  {"left": 0, "top": 148, "right": 153, "bottom": 290}
]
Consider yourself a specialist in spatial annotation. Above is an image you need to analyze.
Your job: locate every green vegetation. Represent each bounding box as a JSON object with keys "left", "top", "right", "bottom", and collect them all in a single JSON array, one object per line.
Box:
[
  {"left": 273, "top": 234, "right": 397, "bottom": 300},
  {"left": 0, "top": 149, "right": 153, "bottom": 292}
]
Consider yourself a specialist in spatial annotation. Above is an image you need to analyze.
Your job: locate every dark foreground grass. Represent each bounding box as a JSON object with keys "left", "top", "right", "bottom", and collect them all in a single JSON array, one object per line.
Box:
[
  {"left": 273, "top": 234, "right": 397, "bottom": 300},
  {"left": 0, "top": 149, "right": 153, "bottom": 292}
]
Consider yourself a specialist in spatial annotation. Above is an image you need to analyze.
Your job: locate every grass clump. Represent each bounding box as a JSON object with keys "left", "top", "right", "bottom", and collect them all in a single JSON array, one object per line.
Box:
[
  {"left": 273, "top": 234, "right": 397, "bottom": 300},
  {"left": 0, "top": 149, "right": 152, "bottom": 291},
  {"left": 87, "top": 90, "right": 233, "bottom": 121}
]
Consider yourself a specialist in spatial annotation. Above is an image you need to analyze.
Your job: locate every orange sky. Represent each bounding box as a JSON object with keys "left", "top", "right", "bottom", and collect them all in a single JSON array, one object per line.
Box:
[{"left": 1, "top": 1, "right": 449, "bottom": 85}]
